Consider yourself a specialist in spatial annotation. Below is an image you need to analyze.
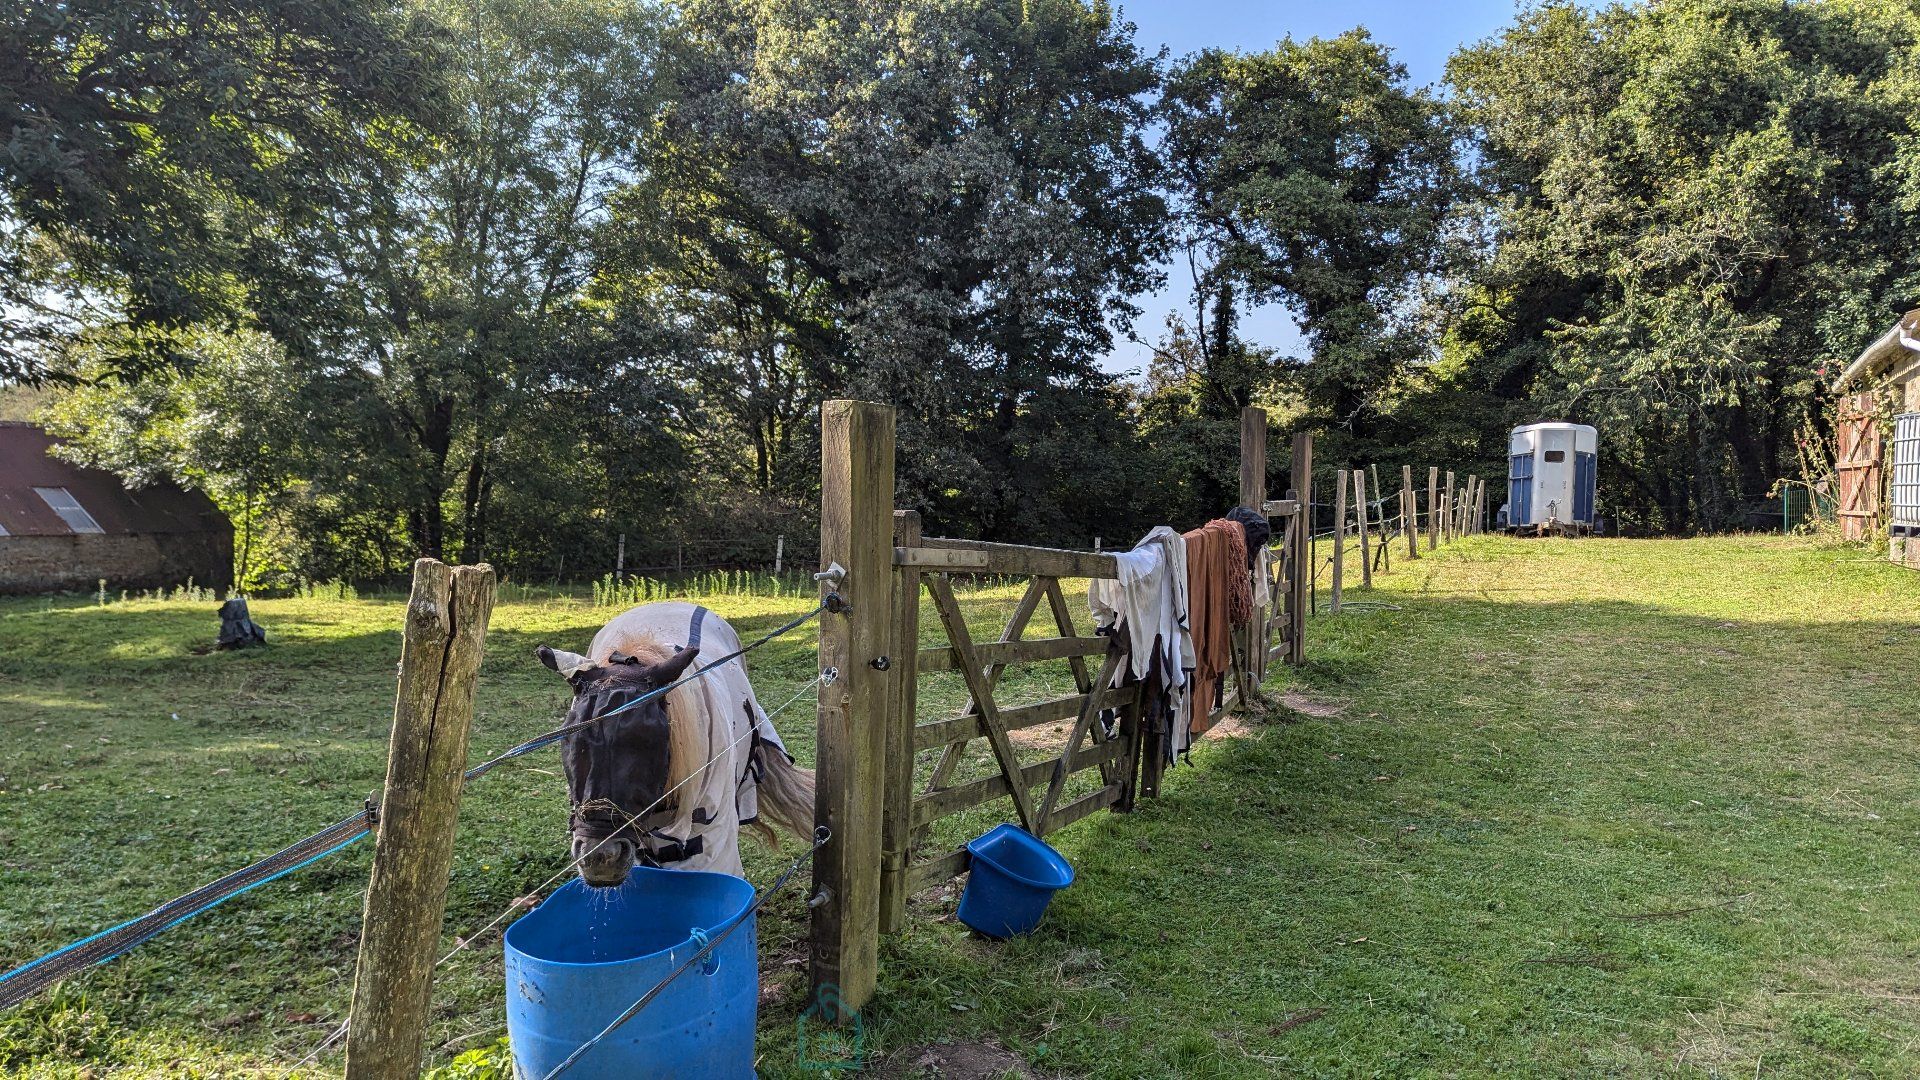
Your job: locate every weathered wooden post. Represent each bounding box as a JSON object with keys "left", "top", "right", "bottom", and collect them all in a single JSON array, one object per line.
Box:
[
  {"left": 1288, "top": 433, "right": 1311, "bottom": 664},
  {"left": 1239, "top": 407, "right": 1268, "bottom": 684},
  {"left": 1353, "top": 468, "right": 1373, "bottom": 589},
  {"left": 1403, "top": 465, "right": 1418, "bottom": 559},
  {"left": 1331, "top": 469, "right": 1347, "bottom": 612},
  {"left": 811, "top": 399, "right": 896, "bottom": 1016},
  {"left": 1443, "top": 471, "right": 1456, "bottom": 542},
  {"left": 1468, "top": 476, "right": 1482, "bottom": 534},
  {"left": 1427, "top": 467, "right": 1440, "bottom": 551},
  {"left": 775, "top": 535, "right": 785, "bottom": 574},
  {"left": 345, "top": 559, "right": 496, "bottom": 1080},
  {"left": 878, "top": 509, "right": 920, "bottom": 936},
  {"left": 1372, "top": 465, "right": 1390, "bottom": 575}
]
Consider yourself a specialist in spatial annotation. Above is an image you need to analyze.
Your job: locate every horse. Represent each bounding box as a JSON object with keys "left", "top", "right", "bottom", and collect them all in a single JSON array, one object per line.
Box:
[{"left": 534, "top": 601, "right": 815, "bottom": 887}]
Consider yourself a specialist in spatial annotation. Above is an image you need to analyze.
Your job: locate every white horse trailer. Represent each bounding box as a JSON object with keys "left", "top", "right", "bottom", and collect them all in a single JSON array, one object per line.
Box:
[{"left": 1504, "top": 422, "right": 1598, "bottom": 533}]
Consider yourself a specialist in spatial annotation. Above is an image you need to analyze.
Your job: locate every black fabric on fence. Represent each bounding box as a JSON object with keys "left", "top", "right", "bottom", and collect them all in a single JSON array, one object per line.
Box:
[{"left": 1226, "top": 506, "right": 1270, "bottom": 568}]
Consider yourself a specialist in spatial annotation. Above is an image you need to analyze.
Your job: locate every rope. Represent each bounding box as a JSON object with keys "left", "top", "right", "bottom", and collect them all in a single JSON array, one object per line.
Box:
[
  {"left": 464, "top": 600, "right": 826, "bottom": 781},
  {"left": 0, "top": 601, "right": 829, "bottom": 1013},
  {"left": 0, "top": 813, "right": 371, "bottom": 1010},
  {"left": 537, "top": 826, "right": 832, "bottom": 1080}
]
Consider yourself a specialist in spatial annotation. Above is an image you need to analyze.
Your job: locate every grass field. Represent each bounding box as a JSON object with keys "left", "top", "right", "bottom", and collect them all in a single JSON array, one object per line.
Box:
[{"left": 5, "top": 535, "right": 1920, "bottom": 1077}]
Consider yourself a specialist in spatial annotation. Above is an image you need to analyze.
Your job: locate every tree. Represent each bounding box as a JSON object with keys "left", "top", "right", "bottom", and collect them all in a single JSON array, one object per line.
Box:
[
  {"left": 606, "top": 0, "right": 1169, "bottom": 541},
  {"left": 40, "top": 330, "right": 300, "bottom": 588},
  {"left": 1161, "top": 31, "right": 1461, "bottom": 436},
  {"left": 1448, "top": 0, "right": 1920, "bottom": 530},
  {"left": 249, "top": 0, "right": 687, "bottom": 564},
  {"left": 0, "top": 0, "right": 440, "bottom": 381},
  {"left": 43, "top": 0, "right": 693, "bottom": 578}
]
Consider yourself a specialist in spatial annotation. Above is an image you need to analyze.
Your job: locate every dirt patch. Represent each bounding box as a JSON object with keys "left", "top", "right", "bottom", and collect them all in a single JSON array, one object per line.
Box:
[
  {"left": 1281, "top": 690, "right": 1348, "bottom": 718},
  {"left": 879, "top": 1040, "right": 1035, "bottom": 1079},
  {"left": 1206, "top": 713, "right": 1256, "bottom": 739},
  {"left": 1008, "top": 724, "right": 1072, "bottom": 753}
]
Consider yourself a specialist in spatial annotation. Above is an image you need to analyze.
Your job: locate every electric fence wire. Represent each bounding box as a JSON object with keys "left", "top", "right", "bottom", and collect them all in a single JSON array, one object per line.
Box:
[
  {"left": 282, "top": 667, "right": 835, "bottom": 1075},
  {"left": 0, "top": 600, "right": 830, "bottom": 1012}
]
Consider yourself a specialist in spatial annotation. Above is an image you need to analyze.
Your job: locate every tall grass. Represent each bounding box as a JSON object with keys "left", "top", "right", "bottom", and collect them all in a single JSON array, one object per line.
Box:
[{"left": 591, "top": 570, "right": 814, "bottom": 607}]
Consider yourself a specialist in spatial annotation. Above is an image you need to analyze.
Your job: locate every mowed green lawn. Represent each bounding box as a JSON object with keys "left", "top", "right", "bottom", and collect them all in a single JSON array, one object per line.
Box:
[{"left": 4, "top": 535, "right": 1920, "bottom": 1077}]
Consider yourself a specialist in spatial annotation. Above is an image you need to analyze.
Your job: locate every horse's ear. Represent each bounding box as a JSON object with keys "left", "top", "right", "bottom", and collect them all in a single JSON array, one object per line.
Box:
[
  {"left": 647, "top": 645, "right": 700, "bottom": 685},
  {"left": 535, "top": 645, "right": 595, "bottom": 680}
]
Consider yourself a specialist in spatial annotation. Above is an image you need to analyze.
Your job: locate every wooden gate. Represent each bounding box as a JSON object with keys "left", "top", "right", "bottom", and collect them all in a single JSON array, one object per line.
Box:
[
  {"left": 1837, "top": 391, "right": 1883, "bottom": 541},
  {"left": 881, "top": 532, "right": 1143, "bottom": 927},
  {"left": 809, "top": 401, "right": 1310, "bottom": 1015}
]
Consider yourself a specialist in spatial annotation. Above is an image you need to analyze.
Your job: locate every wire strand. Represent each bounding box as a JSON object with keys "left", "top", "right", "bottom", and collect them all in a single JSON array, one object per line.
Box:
[{"left": 284, "top": 669, "right": 832, "bottom": 1076}]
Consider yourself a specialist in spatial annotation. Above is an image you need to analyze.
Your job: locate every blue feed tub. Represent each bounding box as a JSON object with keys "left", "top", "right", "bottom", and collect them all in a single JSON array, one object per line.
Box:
[
  {"left": 504, "top": 866, "right": 757, "bottom": 1080},
  {"left": 956, "top": 824, "right": 1075, "bottom": 939}
]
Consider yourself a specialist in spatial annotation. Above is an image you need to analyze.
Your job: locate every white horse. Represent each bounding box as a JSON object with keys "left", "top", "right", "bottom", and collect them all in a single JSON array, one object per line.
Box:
[{"left": 535, "top": 601, "right": 814, "bottom": 885}]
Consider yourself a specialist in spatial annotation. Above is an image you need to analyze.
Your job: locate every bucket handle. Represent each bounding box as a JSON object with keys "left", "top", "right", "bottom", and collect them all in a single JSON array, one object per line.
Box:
[{"left": 689, "top": 927, "right": 719, "bottom": 976}]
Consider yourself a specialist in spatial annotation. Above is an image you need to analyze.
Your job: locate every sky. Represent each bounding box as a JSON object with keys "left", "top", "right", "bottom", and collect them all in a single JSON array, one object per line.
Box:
[{"left": 1102, "top": 0, "right": 1525, "bottom": 376}]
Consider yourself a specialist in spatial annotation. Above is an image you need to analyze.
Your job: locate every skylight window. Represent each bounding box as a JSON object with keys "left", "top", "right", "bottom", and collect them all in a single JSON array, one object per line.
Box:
[{"left": 33, "top": 487, "right": 104, "bottom": 534}]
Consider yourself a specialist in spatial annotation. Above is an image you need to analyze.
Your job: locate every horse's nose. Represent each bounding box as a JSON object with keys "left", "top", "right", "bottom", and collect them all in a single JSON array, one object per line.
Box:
[{"left": 574, "top": 834, "right": 635, "bottom": 888}]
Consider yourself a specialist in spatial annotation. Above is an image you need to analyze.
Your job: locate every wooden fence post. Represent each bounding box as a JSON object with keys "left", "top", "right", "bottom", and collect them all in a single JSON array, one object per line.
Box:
[
  {"left": 1372, "top": 465, "right": 1390, "bottom": 575},
  {"left": 1443, "top": 471, "right": 1456, "bottom": 542},
  {"left": 1239, "top": 407, "right": 1268, "bottom": 686},
  {"left": 878, "top": 510, "right": 920, "bottom": 936},
  {"left": 345, "top": 559, "right": 496, "bottom": 1080},
  {"left": 1427, "top": 467, "right": 1440, "bottom": 551},
  {"left": 1331, "top": 470, "right": 1347, "bottom": 612},
  {"left": 812, "top": 399, "right": 896, "bottom": 1016},
  {"left": 1288, "top": 433, "right": 1311, "bottom": 664},
  {"left": 1468, "top": 476, "right": 1481, "bottom": 535},
  {"left": 1353, "top": 468, "right": 1372, "bottom": 589},
  {"left": 1403, "top": 465, "right": 1418, "bottom": 559}
]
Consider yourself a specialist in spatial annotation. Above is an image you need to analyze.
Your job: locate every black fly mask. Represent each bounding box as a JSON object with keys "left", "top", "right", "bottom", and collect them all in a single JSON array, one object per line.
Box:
[{"left": 539, "top": 643, "right": 702, "bottom": 886}]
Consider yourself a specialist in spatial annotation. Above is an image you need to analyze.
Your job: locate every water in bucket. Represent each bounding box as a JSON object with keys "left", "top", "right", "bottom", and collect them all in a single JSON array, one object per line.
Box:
[{"left": 504, "top": 866, "right": 757, "bottom": 1079}]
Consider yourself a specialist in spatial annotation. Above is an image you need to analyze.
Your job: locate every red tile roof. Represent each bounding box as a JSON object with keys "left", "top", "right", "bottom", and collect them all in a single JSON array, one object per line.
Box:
[{"left": 0, "top": 423, "right": 229, "bottom": 537}]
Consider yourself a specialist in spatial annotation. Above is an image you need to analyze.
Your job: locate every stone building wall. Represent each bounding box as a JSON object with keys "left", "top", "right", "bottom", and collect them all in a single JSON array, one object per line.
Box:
[{"left": 0, "top": 532, "right": 233, "bottom": 595}]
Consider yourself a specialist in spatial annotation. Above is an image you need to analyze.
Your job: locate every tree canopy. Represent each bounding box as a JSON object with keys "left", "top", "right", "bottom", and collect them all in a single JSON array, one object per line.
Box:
[{"left": 11, "top": 0, "right": 1920, "bottom": 585}]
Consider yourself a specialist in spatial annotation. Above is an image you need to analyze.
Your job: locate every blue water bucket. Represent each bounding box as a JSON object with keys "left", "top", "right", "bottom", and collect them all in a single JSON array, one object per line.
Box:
[
  {"left": 956, "top": 824, "right": 1075, "bottom": 939},
  {"left": 503, "top": 867, "right": 757, "bottom": 1080}
]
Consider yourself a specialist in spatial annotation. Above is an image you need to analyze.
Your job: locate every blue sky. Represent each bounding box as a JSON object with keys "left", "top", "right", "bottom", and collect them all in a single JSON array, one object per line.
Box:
[{"left": 1103, "top": 0, "right": 1525, "bottom": 376}]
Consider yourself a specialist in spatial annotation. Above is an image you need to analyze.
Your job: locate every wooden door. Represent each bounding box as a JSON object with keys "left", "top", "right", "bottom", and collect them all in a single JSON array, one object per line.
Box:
[{"left": 1836, "top": 392, "right": 1883, "bottom": 541}]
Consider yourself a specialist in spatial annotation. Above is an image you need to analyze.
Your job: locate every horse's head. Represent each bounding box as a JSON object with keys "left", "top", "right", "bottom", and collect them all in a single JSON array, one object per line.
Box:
[{"left": 535, "top": 643, "right": 700, "bottom": 888}]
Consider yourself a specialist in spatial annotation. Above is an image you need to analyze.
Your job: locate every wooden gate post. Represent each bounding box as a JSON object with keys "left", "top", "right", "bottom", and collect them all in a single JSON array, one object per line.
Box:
[
  {"left": 345, "top": 559, "right": 496, "bottom": 1080},
  {"left": 1239, "top": 407, "right": 1268, "bottom": 685},
  {"left": 1403, "top": 465, "right": 1418, "bottom": 559},
  {"left": 1287, "top": 433, "right": 1311, "bottom": 664},
  {"left": 1443, "top": 470, "right": 1456, "bottom": 542},
  {"left": 878, "top": 509, "right": 921, "bottom": 936},
  {"left": 812, "top": 399, "right": 896, "bottom": 1016}
]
